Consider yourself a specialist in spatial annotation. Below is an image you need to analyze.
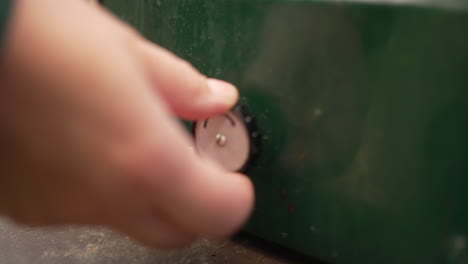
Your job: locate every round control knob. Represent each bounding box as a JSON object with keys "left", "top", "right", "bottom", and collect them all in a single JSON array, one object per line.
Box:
[{"left": 193, "top": 105, "right": 260, "bottom": 172}]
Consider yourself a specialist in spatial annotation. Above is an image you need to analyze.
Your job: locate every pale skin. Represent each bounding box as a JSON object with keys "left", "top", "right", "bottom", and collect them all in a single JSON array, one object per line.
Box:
[{"left": 0, "top": 0, "right": 254, "bottom": 249}]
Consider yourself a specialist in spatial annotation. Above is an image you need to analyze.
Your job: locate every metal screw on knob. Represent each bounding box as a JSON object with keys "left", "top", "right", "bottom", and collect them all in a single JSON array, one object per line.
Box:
[
  {"left": 193, "top": 105, "right": 258, "bottom": 172},
  {"left": 215, "top": 133, "right": 227, "bottom": 147}
]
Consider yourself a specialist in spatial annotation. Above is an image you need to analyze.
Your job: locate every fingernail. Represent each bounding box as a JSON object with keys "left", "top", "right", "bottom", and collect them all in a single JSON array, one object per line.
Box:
[{"left": 207, "top": 79, "right": 239, "bottom": 107}]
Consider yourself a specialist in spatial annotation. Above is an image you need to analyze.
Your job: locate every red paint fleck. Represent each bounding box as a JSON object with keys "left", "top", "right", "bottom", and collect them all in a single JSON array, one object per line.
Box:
[
  {"left": 288, "top": 205, "right": 297, "bottom": 214},
  {"left": 280, "top": 189, "right": 287, "bottom": 200},
  {"left": 299, "top": 153, "right": 306, "bottom": 161}
]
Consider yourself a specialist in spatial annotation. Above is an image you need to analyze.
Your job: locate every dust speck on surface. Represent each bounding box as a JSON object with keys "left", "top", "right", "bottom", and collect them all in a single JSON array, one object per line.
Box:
[{"left": 313, "top": 108, "right": 323, "bottom": 118}]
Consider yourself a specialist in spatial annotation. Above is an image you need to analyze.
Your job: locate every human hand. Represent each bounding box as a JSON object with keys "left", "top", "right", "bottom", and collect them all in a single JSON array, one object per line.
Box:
[{"left": 0, "top": 0, "right": 254, "bottom": 248}]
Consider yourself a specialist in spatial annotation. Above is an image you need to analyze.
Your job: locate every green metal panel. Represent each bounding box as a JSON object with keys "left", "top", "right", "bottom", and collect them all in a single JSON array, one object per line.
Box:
[
  {"left": 0, "top": 0, "right": 12, "bottom": 50},
  {"left": 104, "top": 1, "right": 468, "bottom": 263}
]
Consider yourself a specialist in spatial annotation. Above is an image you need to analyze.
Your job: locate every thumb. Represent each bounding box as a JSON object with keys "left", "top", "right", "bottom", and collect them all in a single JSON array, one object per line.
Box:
[{"left": 135, "top": 39, "right": 239, "bottom": 120}]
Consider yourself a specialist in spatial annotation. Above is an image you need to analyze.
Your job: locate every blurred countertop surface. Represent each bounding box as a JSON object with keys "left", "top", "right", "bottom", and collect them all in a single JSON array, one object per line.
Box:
[{"left": 0, "top": 218, "right": 317, "bottom": 264}]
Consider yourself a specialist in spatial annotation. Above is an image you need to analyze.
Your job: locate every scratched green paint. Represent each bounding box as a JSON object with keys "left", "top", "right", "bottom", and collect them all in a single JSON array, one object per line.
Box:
[{"left": 104, "top": 1, "right": 468, "bottom": 263}]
